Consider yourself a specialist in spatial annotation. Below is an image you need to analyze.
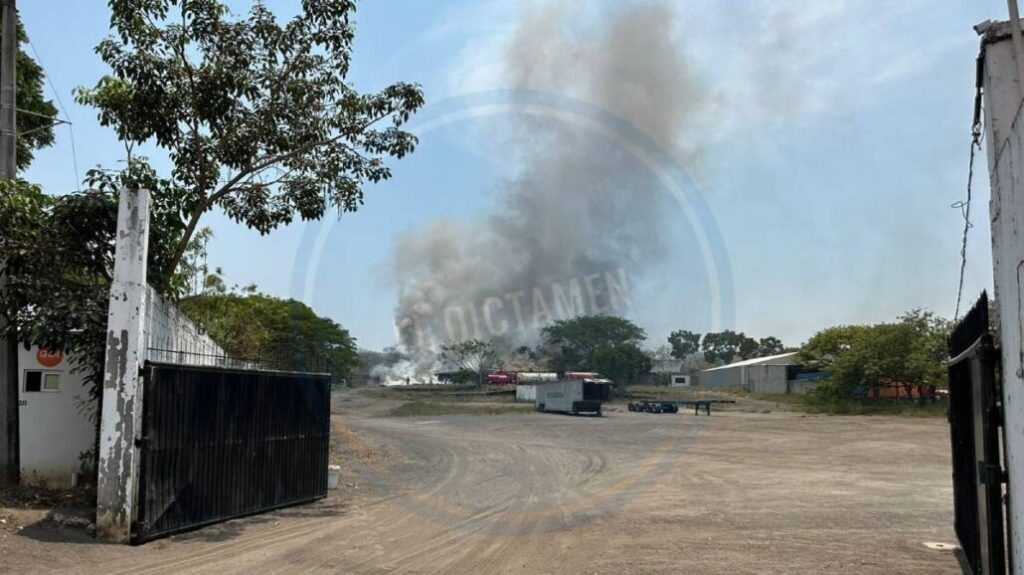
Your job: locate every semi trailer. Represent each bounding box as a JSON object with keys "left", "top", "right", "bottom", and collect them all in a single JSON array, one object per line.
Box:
[{"left": 535, "top": 378, "right": 612, "bottom": 415}]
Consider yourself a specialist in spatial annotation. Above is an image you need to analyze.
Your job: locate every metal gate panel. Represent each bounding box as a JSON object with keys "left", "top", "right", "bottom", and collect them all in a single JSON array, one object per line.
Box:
[
  {"left": 948, "top": 292, "right": 1007, "bottom": 574},
  {"left": 133, "top": 361, "right": 331, "bottom": 543}
]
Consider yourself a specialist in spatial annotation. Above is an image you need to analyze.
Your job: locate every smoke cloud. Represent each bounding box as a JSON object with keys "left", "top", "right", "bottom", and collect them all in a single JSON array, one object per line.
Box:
[{"left": 384, "top": 2, "right": 707, "bottom": 382}]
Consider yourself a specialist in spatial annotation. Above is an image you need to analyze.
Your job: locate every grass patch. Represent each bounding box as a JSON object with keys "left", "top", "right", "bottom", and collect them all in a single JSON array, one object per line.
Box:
[
  {"left": 739, "top": 391, "right": 948, "bottom": 417},
  {"left": 385, "top": 400, "right": 534, "bottom": 417},
  {"left": 798, "top": 399, "right": 947, "bottom": 417}
]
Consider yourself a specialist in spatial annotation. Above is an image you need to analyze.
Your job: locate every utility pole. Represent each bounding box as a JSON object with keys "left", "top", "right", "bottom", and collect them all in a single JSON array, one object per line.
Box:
[{"left": 0, "top": 0, "right": 18, "bottom": 485}]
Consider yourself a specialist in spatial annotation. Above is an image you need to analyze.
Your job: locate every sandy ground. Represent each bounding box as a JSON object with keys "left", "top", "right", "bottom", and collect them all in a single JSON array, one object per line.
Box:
[{"left": 0, "top": 392, "right": 960, "bottom": 574}]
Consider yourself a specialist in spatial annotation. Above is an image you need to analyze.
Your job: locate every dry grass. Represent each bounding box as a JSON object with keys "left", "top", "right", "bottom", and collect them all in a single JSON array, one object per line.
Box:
[{"left": 331, "top": 418, "right": 395, "bottom": 466}]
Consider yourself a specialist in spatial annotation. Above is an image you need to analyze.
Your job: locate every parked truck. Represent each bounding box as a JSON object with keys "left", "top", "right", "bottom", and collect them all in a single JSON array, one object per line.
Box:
[{"left": 534, "top": 378, "right": 612, "bottom": 416}]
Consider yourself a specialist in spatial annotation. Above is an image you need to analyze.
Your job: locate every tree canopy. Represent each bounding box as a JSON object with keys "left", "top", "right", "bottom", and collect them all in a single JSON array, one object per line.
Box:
[
  {"left": 799, "top": 309, "right": 949, "bottom": 398},
  {"left": 667, "top": 329, "right": 700, "bottom": 359},
  {"left": 75, "top": 0, "right": 425, "bottom": 281},
  {"left": 179, "top": 288, "right": 359, "bottom": 382},
  {"left": 592, "top": 343, "right": 651, "bottom": 384},
  {"left": 668, "top": 329, "right": 787, "bottom": 365},
  {"left": 541, "top": 315, "right": 647, "bottom": 373},
  {"left": 0, "top": 164, "right": 194, "bottom": 395}
]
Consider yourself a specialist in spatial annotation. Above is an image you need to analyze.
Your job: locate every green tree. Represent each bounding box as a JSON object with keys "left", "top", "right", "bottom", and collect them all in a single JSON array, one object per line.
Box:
[
  {"left": 180, "top": 290, "right": 359, "bottom": 382},
  {"left": 756, "top": 336, "right": 785, "bottom": 357},
  {"left": 799, "top": 311, "right": 950, "bottom": 400},
  {"left": 701, "top": 330, "right": 757, "bottom": 364},
  {"left": 439, "top": 339, "right": 497, "bottom": 385},
  {"left": 667, "top": 329, "right": 701, "bottom": 359},
  {"left": 592, "top": 344, "right": 652, "bottom": 384},
  {"left": 0, "top": 165, "right": 189, "bottom": 397},
  {"left": 1, "top": 16, "right": 59, "bottom": 170},
  {"left": 75, "top": 0, "right": 425, "bottom": 282},
  {"left": 541, "top": 315, "right": 647, "bottom": 372}
]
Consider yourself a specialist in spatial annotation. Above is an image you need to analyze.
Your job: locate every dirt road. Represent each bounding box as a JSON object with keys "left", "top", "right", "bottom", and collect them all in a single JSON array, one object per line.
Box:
[{"left": 1, "top": 397, "right": 959, "bottom": 574}]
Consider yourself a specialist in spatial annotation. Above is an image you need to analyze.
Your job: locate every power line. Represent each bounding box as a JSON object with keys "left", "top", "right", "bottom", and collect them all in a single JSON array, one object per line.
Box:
[
  {"left": 954, "top": 53, "right": 986, "bottom": 321},
  {"left": 25, "top": 35, "right": 80, "bottom": 191}
]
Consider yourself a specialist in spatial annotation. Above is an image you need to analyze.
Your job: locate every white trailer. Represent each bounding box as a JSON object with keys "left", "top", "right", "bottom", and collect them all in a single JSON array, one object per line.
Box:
[{"left": 534, "top": 378, "right": 611, "bottom": 415}]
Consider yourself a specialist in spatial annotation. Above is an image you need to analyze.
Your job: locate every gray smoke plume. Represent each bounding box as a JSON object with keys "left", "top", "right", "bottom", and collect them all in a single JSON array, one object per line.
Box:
[{"left": 383, "top": 2, "right": 705, "bottom": 383}]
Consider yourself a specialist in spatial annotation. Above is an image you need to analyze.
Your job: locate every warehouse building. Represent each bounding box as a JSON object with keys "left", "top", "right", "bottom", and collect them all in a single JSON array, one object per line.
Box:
[{"left": 698, "top": 352, "right": 820, "bottom": 395}]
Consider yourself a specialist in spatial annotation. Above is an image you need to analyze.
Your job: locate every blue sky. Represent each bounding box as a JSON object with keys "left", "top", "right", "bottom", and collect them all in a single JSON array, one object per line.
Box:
[{"left": 17, "top": 1, "right": 1007, "bottom": 351}]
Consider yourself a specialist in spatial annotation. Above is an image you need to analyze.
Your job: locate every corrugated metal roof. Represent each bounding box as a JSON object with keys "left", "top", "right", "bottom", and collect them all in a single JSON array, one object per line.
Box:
[{"left": 701, "top": 352, "right": 799, "bottom": 372}]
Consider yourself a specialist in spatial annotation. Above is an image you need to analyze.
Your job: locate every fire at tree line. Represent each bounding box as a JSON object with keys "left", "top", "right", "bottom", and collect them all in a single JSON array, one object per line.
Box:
[{"left": 0, "top": 0, "right": 951, "bottom": 497}]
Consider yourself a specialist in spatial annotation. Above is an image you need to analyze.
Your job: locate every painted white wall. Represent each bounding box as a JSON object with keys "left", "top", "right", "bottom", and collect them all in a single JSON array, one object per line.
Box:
[
  {"left": 17, "top": 345, "right": 94, "bottom": 487},
  {"left": 982, "top": 21, "right": 1024, "bottom": 571}
]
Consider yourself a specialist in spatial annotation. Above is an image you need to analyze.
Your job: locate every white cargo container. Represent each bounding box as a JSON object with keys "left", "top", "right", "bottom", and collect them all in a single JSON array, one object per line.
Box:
[{"left": 534, "top": 378, "right": 612, "bottom": 415}]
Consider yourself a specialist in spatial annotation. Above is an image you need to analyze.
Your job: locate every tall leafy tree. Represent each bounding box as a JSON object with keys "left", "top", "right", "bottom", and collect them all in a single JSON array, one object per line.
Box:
[
  {"left": 756, "top": 336, "right": 785, "bottom": 357},
  {"left": 592, "top": 344, "right": 651, "bottom": 384},
  {"left": 667, "top": 329, "right": 701, "bottom": 359},
  {"left": 75, "top": 0, "right": 424, "bottom": 281},
  {"left": 541, "top": 315, "right": 646, "bottom": 372},
  {"left": 701, "top": 330, "right": 752, "bottom": 364}
]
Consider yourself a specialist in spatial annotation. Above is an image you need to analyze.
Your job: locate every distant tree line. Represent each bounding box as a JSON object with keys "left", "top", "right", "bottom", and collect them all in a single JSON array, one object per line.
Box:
[
  {"left": 431, "top": 315, "right": 789, "bottom": 386},
  {"left": 667, "top": 329, "right": 787, "bottom": 365}
]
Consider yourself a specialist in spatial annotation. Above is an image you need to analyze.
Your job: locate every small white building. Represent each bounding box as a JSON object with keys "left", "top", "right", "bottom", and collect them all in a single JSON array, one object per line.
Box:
[
  {"left": 14, "top": 286, "right": 225, "bottom": 488},
  {"left": 668, "top": 373, "right": 691, "bottom": 387},
  {"left": 18, "top": 345, "right": 94, "bottom": 487}
]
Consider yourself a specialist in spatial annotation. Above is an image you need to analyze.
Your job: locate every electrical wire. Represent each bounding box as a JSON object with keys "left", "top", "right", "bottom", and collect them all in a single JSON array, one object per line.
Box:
[
  {"left": 25, "top": 36, "right": 80, "bottom": 191},
  {"left": 954, "top": 53, "right": 986, "bottom": 321}
]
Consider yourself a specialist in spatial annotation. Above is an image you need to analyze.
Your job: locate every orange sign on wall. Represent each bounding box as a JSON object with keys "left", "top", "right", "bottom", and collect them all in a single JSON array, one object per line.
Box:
[{"left": 36, "top": 348, "right": 64, "bottom": 368}]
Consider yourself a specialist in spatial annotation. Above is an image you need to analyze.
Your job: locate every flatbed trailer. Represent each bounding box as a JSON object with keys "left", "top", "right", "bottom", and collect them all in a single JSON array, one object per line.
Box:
[{"left": 628, "top": 399, "right": 736, "bottom": 415}]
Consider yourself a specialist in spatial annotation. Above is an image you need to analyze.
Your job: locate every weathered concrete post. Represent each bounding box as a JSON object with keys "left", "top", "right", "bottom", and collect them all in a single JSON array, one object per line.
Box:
[
  {"left": 981, "top": 20, "right": 1024, "bottom": 571},
  {"left": 95, "top": 188, "right": 150, "bottom": 543}
]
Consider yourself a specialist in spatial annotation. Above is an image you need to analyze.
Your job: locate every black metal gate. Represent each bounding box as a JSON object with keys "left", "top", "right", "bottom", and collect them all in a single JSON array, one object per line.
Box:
[
  {"left": 948, "top": 292, "right": 1007, "bottom": 574},
  {"left": 132, "top": 361, "right": 331, "bottom": 543}
]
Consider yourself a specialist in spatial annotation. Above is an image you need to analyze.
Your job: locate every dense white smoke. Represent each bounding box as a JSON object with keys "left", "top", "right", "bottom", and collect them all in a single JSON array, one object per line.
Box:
[{"left": 382, "top": 2, "right": 706, "bottom": 383}]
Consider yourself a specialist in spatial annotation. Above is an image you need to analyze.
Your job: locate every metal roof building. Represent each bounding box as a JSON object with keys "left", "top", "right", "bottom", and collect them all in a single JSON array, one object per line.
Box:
[{"left": 698, "top": 352, "right": 814, "bottom": 394}]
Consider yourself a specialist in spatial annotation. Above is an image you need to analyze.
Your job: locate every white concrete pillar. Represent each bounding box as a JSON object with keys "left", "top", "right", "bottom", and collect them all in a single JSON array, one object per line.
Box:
[
  {"left": 981, "top": 20, "right": 1024, "bottom": 571},
  {"left": 95, "top": 188, "right": 150, "bottom": 543}
]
